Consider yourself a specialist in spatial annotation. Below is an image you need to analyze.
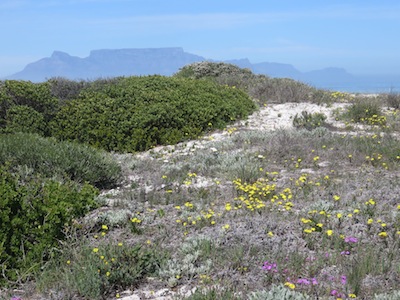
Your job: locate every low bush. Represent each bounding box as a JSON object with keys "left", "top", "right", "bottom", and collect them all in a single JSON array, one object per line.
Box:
[
  {"left": 293, "top": 111, "right": 327, "bottom": 131},
  {"left": 37, "top": 240, "right": 166, "bottom": 299},
  {"left": 0, "top": 133, "right": 121, "bottom": 189},
  {"left": 175, "top": 62, "right": 334, "bottom": 105},
  {"left": 342, "top": 97, "right": 383, "bottom": 124},
  {"left": 51, "top": 75, "right": 256, "bottom": 152},
  {"left": 386, "top": 92, "right": 400, "bottom": 109},
  {"left": 0, "top": 165, "right": 99, "bottom": 284}
]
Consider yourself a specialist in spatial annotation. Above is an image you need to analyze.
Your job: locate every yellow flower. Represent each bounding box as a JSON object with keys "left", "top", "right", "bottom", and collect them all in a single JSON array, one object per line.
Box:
[
  {"left": 326, "top": 230, "right": 333, "bottom": 236},
  {"left": 93, "top": 248, "right": 99, "bottom": 253},
  {"left": 116, "top": 293, "right": 120, "bottom": 298},
  {"left": 333, "top": 195, "right": 340, "bottom": 201},
  {"left": 367, "top": 218, "right": 373, "bottom": 225},
  {"left": 284, "top": 282, "right": 296, "bottom": 289},
  {"left": 267, "top": 231, "right": 274, "bottom": 237},
  {"left": 225, "top": 203, "right": 232, "bottom": 211},
  {"left": 378, "top": 232, "right": 387, "bottom": 238},
  {"left": 337, "top": 213, "right": 342, "bottom": 219},
  {"left": 223, "top": 224, "right": 230, "bottom": 230},
  {"left": 101, "top": 224, "right": 108, "bottom": 230},
  {"left": 349, "top": 293, "right": 357, "bottom": 298},
  {"left": 118, "top": 242, "right": 123, "bottom": 246},
  {"left": 101, "top": 232, "right": 106, "bottom": 236},
  {"left": 66, "top": 260, "right": 71, "bottom": 264},
  {"left": 106, "top": 271, "right": 110, "bottom": 277},
  {"left": 316, "top": 223, "right": 323, "bottom": 227},
  {"left": 353, "top": 209, "right": 360, "bottom": 214},
  {"left": 175, "top": 205, "right": 181, "bottom": 210}
]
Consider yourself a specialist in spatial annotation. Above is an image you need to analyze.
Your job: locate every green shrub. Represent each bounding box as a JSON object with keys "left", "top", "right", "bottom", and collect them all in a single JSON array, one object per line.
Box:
[
  {"left": 0, "top": 133, "right": 121, "bottom": 188},
  {"left": 37, "top": 241, "right": 165, "bottom": 299},
  {"left": 342, "top": 98, "right": 384, "bottom": 124},
  {"left": 4, "top": 105, "right": 46, "bottom": 134},
  {"left": 0, "top": 165, "right": 99, "bottom": 284},
  {"left": 386, "top": 92, "right": 400, "bottom": 109},
  {"left": 0, "top": 80, "right": 59, "bottom": 120},
  {"left": 175, "top": 62, "right": 333, "bottom": 105},
  {"left": 51, "top": 75, "right": 256, "bottom": 152},
  {"left": 0, "top": 80, "right": 59, "bottom": 135},
  {"left": 293, "top": 111, "right": 327, "bottom": 131}
]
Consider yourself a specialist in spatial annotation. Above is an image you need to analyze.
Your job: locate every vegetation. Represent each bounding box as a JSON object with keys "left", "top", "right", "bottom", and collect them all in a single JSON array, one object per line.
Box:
[
  {"left": 0, "top": 133, "right": 121, "bottom": 188},
  {"left": 51, "top": 75, "right": 256, "bottom": 152},
  {"left": 1, "top": 63, "right": 400, "bottom": 299}
]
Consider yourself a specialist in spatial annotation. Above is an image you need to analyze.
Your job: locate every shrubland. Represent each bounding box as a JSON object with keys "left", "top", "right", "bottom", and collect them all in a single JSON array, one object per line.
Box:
[{"left": 1, "top": 62, "right": 400, "bottom": 299}]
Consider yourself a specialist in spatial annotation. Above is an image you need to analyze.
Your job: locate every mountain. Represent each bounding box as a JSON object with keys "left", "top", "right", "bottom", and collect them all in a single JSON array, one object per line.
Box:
[
  {"left": 7, "top": 48, "right": 205, "bottom": 82},
  {"left": 5, "top": 47, "right": 381, "bottom": 92}
]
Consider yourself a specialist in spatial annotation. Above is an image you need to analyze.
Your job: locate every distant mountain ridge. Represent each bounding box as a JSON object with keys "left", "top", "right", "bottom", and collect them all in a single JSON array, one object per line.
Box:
[{"left": 5, "top": 47, "right": 397, "bottom": 92}]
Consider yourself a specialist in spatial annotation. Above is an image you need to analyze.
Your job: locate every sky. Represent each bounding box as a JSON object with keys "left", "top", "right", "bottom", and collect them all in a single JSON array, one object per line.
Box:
[{"left": 1, "top": 0, "right": 400, "bottom": 78}]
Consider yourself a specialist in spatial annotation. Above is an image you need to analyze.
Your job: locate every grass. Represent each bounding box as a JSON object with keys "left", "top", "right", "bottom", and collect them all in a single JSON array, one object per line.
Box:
[{"left": 1, "top": 75, "right": 400, "bottom": 299}]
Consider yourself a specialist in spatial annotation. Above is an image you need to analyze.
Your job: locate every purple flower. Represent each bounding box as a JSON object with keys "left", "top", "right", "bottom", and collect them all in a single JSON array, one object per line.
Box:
[
  {"left": 297, "top": 278, "right": 310, "bottom": 285},
  {"left": 341, "top": 275, "right": 347, "bottom": 285},
  {"left": 344, "top": 236, "right": 358, "bottom": 243},
  {"left": 330, "top": 289, "right": 338, "bottom": 296},
  {"left": 341, "top": 250, "right": 351, "bottom": 255},
  {"left": 311, "top": 277, "right": 318, "bottom": 285},
  {"left": 262, "top": 261, "right": 278, "bottom": 272}
]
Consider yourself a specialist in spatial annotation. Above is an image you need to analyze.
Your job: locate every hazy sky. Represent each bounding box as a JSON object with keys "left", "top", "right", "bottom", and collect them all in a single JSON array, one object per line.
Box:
[{"left": 1, "top": 0, "right": 400, "bottom": 77}]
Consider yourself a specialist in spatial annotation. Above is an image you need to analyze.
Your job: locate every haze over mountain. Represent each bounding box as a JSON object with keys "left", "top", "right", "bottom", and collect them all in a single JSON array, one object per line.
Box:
[{"left": 4, "top": 47, "right": 399, "bottom": 93}]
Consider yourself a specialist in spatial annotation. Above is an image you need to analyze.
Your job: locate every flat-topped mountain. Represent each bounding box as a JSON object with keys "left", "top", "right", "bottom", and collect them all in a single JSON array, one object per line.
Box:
[{"left": 5, "top": 47, "right": 362, "bottom": 90}]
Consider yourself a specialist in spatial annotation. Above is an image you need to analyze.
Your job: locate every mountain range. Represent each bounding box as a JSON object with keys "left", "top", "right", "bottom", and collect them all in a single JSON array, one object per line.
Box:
[{"left": 4, "top": 47, "right": 399, "bottom": 92}]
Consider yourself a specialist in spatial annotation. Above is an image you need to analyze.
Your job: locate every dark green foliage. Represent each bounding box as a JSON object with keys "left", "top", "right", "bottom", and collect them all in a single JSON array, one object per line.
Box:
[
  {"left": 0, "top": 165, "right": 99, "bottom": 284},
  {"left": 293, "top": 111, "right": 327, "bottom": 130},
  {"left": 4, "top": 105, "right": 46, "bottom": 134},
  {"left": 0, "top": 133, "right": 121, "bottom": 189},
  {"left": 51, "top": 75, "right": 256, "bottom": 152},
  {"left": 0, "top": 80, "right": 59, "bottom": 135}
]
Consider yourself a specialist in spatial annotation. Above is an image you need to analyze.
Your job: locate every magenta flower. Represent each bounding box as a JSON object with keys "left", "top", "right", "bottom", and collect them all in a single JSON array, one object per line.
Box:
[
  {"left": 341, "top": 275, "right": 347, "bottom": 285},
  {"left": 311, "top": 277, "right": 318, "bottom": 285},
  {"left": 262, "top": 261, "right": 278, "bottom": 272},
  {"left": 340, "top": 250, "right": 351, "bottom": 255},
  {"left": 344, "top": 236, "right": 358, "bottom": 243}
]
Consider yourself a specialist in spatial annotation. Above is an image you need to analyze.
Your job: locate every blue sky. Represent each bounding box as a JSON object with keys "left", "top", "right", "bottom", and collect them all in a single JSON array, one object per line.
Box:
[{"left": 1, "top": 0, "right": 400, "bottom": 77}]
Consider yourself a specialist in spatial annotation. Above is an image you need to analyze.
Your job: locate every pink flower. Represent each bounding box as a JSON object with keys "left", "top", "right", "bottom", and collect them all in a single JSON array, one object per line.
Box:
[
  {"left": 344, "top": 236, "right": 358, "bottom": 243},
  {"left": 341, "top": 275, "right": 347, "bottom": 285}
]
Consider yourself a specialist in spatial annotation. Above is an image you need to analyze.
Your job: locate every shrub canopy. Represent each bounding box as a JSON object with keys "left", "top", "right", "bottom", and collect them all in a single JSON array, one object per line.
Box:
[{"left": 51, "top": 75, "right": 256, "bottom": 152}]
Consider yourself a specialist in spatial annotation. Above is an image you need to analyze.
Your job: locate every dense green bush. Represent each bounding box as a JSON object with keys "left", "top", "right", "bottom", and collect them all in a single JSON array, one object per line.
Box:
[
  {"left": 0, "top": 133, "right": 121, "bottom": 188},
  {"left": 4, "top": 105, "right": 46, "bottom": 134},
  {"left": 51, "top": 75, "right": 256, "bottom": 152},
  {"left": 0, "top": 80, "right": 59, "bottom": 135},
  {"left": 0, "top": 165, "right": 99, "bottom": 284}
]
